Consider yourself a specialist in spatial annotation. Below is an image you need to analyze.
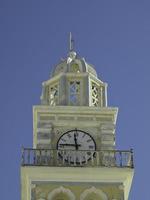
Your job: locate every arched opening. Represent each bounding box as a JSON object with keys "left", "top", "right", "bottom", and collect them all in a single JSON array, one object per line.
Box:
[
  {"left": 48, "top": 186, "right": 75, "bottom": 200},
  {"left": 80, "top": 187, "right": 108, "bottom": 200}
]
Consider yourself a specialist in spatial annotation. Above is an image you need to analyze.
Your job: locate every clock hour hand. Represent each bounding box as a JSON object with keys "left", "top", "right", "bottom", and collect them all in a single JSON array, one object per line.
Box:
[{"left": 59, "top": 143, "right": 81, "bottom": 147}]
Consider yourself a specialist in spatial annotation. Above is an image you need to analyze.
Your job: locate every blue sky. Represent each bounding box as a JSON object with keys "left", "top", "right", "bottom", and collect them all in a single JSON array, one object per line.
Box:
[{"left": 0, "top": 0, "right": 150, "bottom": 199}]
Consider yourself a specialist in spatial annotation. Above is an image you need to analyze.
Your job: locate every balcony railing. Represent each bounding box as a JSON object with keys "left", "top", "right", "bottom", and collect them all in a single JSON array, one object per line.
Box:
[{"left": 21, "top": 148, "right": 134, "bottom": 168}]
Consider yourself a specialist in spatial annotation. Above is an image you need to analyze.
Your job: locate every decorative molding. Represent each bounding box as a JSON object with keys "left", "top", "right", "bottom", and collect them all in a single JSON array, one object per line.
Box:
[
  {"left": 31, "top": 183, "right": 36, "bottom": 200},
  {"left": 31, "top": 184, "right": 36, "bottom": 189},
  {"left": 119, "top": 184, "right": 124, "bottom": 190},
  {"left": 80, "top": 186, "right": 108, "bottom": 200},
  {"left": 48, "top": 186, "right": 75, "bottom": 200}
]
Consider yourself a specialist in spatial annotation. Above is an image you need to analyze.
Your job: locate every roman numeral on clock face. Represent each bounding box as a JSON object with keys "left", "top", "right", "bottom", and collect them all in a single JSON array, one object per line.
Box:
[
  {"left": 89, "top": 145, "right": 94, "bottom": 149},
  {"left": 82, "top": 133, "right": 86, "bottom": 138},
  {"left": 67, "top": 133, "right": 72, "bottom": 138},
  {"left": 87, "top": 139, "right": 92, "bottom": 143},
  {"left": 60, "top": 138, "right": 66, "bottom": 142}
]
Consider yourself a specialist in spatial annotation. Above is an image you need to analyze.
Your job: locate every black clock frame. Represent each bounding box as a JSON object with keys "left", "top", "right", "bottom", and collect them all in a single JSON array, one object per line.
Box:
[{"left": 56, "top": 129, "right": 96, "bottom": 165}]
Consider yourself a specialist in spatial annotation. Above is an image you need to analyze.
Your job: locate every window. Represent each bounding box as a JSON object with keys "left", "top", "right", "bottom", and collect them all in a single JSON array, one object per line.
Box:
[
  {"left": 69, "top": 81, "right": 80, "bottom": 105},
  {"left": 70, "top": 63, "right": 80, "bottom": 73},
  {"left": 91, "top": 82, "right": 99, "bottom": 106},
  {"left": 49, "top": 85, "right": 58, "bottom": 106}
]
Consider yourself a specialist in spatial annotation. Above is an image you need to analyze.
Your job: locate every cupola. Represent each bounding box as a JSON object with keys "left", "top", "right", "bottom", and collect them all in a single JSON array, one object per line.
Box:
[{"left": 40, "top": 33, "right": 107, "bottom": 107}]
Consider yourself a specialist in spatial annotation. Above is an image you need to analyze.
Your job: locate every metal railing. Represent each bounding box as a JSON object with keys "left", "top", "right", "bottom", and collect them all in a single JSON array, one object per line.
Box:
[{"left": 21, "top": 148, "right": 134, "bottom": 168}]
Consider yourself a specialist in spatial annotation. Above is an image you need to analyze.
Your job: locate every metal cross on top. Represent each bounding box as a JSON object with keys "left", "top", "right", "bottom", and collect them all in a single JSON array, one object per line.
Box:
[{"left": 69, "top": 32, "right": 74, "bottom": 52}]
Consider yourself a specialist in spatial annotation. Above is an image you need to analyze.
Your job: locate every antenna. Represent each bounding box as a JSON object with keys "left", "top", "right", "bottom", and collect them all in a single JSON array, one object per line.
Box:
[{"left": 69, "top": 32, "right": 74, "bottom": 52}]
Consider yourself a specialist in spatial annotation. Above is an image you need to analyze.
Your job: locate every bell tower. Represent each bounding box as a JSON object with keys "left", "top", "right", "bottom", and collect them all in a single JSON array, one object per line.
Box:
[{"left": 21, "top": 34, "right": 134, "bottom": 200}]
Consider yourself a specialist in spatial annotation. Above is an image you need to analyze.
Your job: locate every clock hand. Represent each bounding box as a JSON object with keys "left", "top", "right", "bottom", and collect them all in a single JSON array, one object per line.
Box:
[
  {"left": 74, "top": 132, "right": 79, "bottom": 150},
  {"left": 59, "top": 143, "right": 81, "bottom": 147}
]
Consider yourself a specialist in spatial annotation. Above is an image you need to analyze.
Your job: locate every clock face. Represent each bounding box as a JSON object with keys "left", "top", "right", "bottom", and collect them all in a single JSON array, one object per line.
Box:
[{"left": 57, "top": 129, "right": 96, "bottom": 164}]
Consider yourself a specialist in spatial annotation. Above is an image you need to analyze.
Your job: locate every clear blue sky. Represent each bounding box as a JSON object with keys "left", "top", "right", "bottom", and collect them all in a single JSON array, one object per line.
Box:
[{"left": 0, "top": 0, "right": 150, "bottom": 199}]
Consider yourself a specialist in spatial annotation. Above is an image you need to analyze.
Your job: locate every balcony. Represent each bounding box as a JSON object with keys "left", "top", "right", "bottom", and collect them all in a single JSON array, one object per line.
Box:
[{"left": 21, "top": 148, "right": 134, "bottom": 168}]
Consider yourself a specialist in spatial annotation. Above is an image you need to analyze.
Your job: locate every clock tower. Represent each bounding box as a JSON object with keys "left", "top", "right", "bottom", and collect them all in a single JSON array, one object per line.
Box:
[{"left": 21, "top": 34, "right": 134, "bottom": 200}]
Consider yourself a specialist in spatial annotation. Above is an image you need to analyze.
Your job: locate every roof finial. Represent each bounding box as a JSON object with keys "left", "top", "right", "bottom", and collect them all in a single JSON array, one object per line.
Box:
[{"left": 69, "top": 32, "right": 74, "bottom": 52}]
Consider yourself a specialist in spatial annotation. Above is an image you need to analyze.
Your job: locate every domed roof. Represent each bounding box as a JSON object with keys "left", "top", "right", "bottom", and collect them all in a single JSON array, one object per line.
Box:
[{"left": 51, "top": 51, "right": 97, "bottom": 78}]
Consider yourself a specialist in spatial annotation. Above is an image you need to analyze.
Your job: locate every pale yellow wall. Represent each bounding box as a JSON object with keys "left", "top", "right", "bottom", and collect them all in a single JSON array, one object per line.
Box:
[{"left": 21, "top": 166, "right": 134, "bottom": 200}]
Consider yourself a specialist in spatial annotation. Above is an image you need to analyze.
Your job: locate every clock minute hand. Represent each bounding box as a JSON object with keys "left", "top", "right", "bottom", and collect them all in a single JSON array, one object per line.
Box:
[{"left": 74, "top": 133, "right": 79, "bottom": 150}]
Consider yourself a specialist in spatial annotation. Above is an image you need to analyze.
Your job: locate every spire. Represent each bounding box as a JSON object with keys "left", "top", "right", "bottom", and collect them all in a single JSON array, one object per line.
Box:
[
  {"left": 67, "top": 32, "right": 76, "bottom": 63},
  {"left": 69, "top": 32, "right": 74, "bottom": 52}
]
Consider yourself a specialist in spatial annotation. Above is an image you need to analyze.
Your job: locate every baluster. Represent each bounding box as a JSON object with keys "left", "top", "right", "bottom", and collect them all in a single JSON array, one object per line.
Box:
[
  {"left": 111, "top": 151, "right": 114, "bottom": 166},
  {"left": 49, "top": 149, "right": 51, "bottom": 165},
  {"left": 108, "top": 151, "right": 110, "bottom": 166},
  {"left": 56, "top": 150, "right": 59, "bottom": 165},
  {"left": 130, "top": 149, "right": 134, "bottom": 168},
  {"left": 51, "top": 149, "right": 54, "bottom": 165},
  {"left": 107, "top": 151, "right": 110, "bottom": 167},
  {"left": 125, "top": 152, "right": 128, "bottom": 167},
  {"left": 113, "top": 151, "right": 116, "bottom": 167},
  {"left": 111, "top": 151, "right": 114, "bottom": 167},
  {"left": 91, "top": 152, "right": 94, "bottom": 165},
  {"left": 83, "top": 152, "right": 86, "bottom": 165},
  {"left": 39, "top": 149, "right": 42, "bottom": 165},
  {"left": 105, "top": 151, "right": 108, "bottom": 167},
  {"left": 62, "top": 150, "right": 65, "bottom": 165},
  {"left": 125, "top": 151, "right": 129, "bottom": 167},
  {"left": 96, "top": 151, "right": 99, "bottom": 166},
  {"left": 123, "top": 152, "right": 125, "bottom": 167},
  {"left": 21, "top": 147, "right": 25, "bottom": 165},
  {"left": 33, "top": 149, "right": 36, "bottom": 165},
  {"left": 79, "top": 152, "right": 82, "bottom": 165},
  {"left": 68, "top": 151, "right": 71, "bottom": 165},
  {"left": 44, "top": 150, "right": 47, "bottom": 165},
  {"left": 85, "top": 151, "right": 88, "bottom": 164},
  {"left": 73, "top": 152, "right": 76, "bottom": 166},
  {"left": 119, "top": 151, "right": 122, "bottom": 167},
  {"left": 103, "top": 151, "right": 107, "bottom": 167},
  {"left": 101, "top": 151, "right": 104, "bottom": 166},
  {"left": 47, "top": 149, "right": 51, "bottom": 165},
  {"left": 104, "top": 151, "right": 107, "bottom": 167},
  {"left": 47, "top": 149, "right": 50, "bottom": 165},
  {"left": 36, "top": 149, "right": 39, "bottom": 164},
  {"left": 27, "top": 149, "right": 30, "bottom": 165},
  {"left": 42, "top": 149, "right": 44, "bottom": 164}
]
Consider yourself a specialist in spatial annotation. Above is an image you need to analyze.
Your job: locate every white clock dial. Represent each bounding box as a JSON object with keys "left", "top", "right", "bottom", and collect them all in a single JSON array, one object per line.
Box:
[{"left": 57, "top": 129, "right": 96, "bottom": 164}]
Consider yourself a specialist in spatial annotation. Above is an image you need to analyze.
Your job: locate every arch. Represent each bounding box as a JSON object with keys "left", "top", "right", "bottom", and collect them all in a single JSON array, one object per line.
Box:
[
  {"left": 37, "top": 199, "right": 45, "bottom": 200},
  {"left": 48, "top": 186, "right": 75, "bottom": 200},
  {"left": 80, "top": 186, "right": 108, "bottom": 200}
]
